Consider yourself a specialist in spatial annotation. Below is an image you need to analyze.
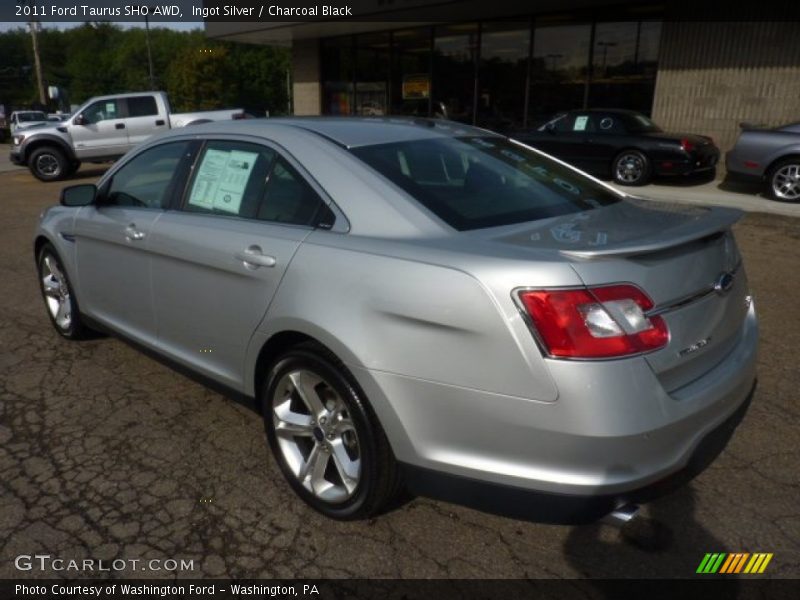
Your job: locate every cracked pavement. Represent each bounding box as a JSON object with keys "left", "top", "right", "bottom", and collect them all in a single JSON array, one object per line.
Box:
[{"left": 0, "top": 165, "right": 798, "bottom": 581}]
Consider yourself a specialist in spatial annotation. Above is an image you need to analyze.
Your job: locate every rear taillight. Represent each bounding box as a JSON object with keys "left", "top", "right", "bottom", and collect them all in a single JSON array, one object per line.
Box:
[
  {"left": 517, "top": 284, "right": 668, "bottom": 359},
  {"left": 680, "top": 138, "right": 695, "bottom": 153}
]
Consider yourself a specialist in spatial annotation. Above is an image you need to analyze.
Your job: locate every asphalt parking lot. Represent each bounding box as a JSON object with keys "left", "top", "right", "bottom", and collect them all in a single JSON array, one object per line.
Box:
[{"left": 1, "top": 163, "right": 798, "bottom": 581}]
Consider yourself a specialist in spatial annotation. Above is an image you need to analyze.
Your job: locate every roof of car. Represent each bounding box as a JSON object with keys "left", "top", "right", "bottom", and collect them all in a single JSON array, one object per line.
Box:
[{"left": 179, "top": 117, "right": 502, "bottom": 148}]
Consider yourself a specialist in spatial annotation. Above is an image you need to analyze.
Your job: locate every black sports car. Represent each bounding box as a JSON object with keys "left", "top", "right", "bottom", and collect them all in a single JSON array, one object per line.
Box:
[{"left": 513, "top": 109, "right": 720, "bottom": 186}]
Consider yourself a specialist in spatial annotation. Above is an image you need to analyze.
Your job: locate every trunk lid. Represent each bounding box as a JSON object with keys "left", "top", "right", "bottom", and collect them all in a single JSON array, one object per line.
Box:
[{"left": 495, "top": 199, "right": 750, "bottom": 391}]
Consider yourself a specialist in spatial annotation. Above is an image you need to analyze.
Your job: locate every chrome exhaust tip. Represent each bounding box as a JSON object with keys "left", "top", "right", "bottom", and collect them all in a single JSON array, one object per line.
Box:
[{"left": 602, "top": 503, "right": 641, "bottom": 527}]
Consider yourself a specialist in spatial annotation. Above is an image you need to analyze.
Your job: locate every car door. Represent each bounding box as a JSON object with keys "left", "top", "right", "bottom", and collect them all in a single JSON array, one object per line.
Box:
[
  {"left": 147, "top": 139, "right": 331, "bottom": 389},
  {"left": 532, "top": 112, "right": 597, "bottom": 172},
  {"left": 124, "top": 95, "right": 168, "bottom": 147},
  {"left": 69, "top": 98, "right": 130, "bottom": 159},
  {"left": 72, "top": 141, "right": 196, "bottom": 345},
  {"left": 582, "top": 113, "right": 628, "bottom": 173}
]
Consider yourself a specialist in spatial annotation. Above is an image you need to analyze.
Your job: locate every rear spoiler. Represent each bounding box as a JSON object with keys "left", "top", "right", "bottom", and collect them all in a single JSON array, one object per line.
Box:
[{"left": 560, "top": 206, "right": 742, "bottom": 259}]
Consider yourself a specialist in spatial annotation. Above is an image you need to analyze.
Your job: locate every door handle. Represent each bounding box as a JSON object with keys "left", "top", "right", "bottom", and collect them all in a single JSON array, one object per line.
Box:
[
  {"left": 115, "top": 123, "right": 126, "bottom": 130},
  {"left": 235, "top": 246, "right": 277, "bottom": 268},
  {"left": 124, "top": 224, "right": 145, "bottom": 241},
  {"left": 155, "top": 119, "right": 165, "bottom": 126}
]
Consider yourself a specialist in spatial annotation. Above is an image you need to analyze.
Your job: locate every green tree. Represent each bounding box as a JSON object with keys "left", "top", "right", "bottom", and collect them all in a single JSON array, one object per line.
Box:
[{"left": 166, "top": 44, "right": 233, "bottom": 112}]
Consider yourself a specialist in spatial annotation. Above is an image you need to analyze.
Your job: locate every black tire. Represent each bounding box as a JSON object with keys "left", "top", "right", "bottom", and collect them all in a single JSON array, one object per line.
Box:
[
  {"left": 612, "top": 150, "right": 652, "bottom": 186},
  {"left": 765, "top": 157, "right": 800, "bottom": 202},
  {"left": 36, "top": 243, "right": 92, "bottom": 339},
  {"left": 29, "top": 146, "right": 69, "bottom": 182},
  {"left": 262, "top": 341, "right": 400, "bottom": 520}
]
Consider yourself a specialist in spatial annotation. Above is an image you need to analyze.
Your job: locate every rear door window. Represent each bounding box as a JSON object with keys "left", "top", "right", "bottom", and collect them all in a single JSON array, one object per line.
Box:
[
  {"left": 127, "top": 96, "right": 159, "bottom": 117},
  {"left": 184, "top": 141, "right": 330, "bottom": 227}
]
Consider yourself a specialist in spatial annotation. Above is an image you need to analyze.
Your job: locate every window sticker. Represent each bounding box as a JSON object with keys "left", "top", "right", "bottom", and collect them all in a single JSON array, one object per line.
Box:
[
  {"left": 105, "top": 102, "right": 116, "bottom": 115},
  {"left": 188, "top": 148, "right": 258, "bottom": 214},
  {"left": 573, "top": 116, "right": 589, "bottom": 131}
]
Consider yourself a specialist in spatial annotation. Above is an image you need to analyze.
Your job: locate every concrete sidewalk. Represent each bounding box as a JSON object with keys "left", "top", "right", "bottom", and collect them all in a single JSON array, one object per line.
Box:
[{"left": 612, "top": 178, "right": 800, "bottom": 218}]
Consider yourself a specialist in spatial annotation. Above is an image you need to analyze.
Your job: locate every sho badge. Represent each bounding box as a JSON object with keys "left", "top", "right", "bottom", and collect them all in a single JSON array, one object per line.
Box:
[{"left": 679, "top": 337, "right": 711, "bottom": 357}]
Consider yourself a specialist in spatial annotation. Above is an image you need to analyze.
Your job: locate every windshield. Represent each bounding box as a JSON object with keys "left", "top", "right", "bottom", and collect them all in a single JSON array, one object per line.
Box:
[
  {"left": 19, "top": 112, "right": 47, "bottom": 122},
  {"left": 350, "top": 136, "right": 622, "bottom": 231},
  {"left": 624, "top": 114, "right": 663, "bottom": 133}
]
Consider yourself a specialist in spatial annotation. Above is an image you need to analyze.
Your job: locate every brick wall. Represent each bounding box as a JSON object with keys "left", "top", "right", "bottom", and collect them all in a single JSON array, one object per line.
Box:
[
  {"left": 292, "top": 39, "right": 322, "bottom": 116},
  {"left": 652, "top": 21, "right": 800, "bottom": 166}
]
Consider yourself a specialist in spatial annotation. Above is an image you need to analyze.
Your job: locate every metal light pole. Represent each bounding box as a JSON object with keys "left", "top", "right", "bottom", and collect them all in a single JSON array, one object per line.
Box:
[
  {"left": 596, "top": 41, "right": 617, "bottom": 78},
  {"left": 22, "top": 0, "right": 46, "bottom": 106},
  {"left": 144, "top": 8, "right": 156, "bottom": 89}
]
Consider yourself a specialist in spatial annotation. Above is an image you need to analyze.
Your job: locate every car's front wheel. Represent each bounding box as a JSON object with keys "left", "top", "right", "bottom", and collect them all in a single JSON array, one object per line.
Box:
[
  {"left": 37, "top": 243, "right": 91, "bottom": 339},
  {"left": 612, "top": 150, "right": 651, "bottom": 186},
  {"left": 766, "top": 158, "right": 800, "bottom": 202},
  {"left": 262, "top": 342, "right": 400, "bottom": 519}
]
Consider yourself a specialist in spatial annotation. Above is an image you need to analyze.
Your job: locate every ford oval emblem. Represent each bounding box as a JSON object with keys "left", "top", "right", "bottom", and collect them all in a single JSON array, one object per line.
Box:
[{"left": 714, "top": 272, "right": 735, "bottom": 295}]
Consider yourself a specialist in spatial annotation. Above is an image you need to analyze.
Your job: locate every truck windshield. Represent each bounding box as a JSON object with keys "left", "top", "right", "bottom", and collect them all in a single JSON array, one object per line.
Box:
[
  {"left": 350, "top": 136, "right": 622, "bottom": 231},
  {"left": 19, "top": 112, "right": 47, "bottom": 122}
]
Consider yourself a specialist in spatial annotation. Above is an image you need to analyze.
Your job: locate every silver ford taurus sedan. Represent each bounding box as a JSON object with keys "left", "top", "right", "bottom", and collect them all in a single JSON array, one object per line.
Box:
[{"left": 34, "top": 118, "right": 757, "bottom": 522}]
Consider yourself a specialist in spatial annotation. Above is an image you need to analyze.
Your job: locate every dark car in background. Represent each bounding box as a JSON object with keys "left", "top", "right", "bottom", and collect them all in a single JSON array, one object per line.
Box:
[
  {"left": 726, "top": 121, "right": 800, "bottom": 202},
  {"left": 513, "top": 109, "right": 720, "bottom": 186}
]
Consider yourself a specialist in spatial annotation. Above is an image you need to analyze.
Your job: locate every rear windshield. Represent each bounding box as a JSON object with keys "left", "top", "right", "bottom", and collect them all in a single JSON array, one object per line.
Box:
[
  {"left": 350, "top": 136, "right": 621, "bottom": 231},
  {"left": 624, "top": 114, "right": 663, "bottom": 133}
]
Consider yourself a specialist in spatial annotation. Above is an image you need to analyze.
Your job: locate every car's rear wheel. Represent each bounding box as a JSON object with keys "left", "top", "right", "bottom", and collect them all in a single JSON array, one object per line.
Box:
[
  {"left": 37, "top": 244, "right": 91, "bottom": 339},
  {"left": 612, "top": 150, "right": 651, "bottom": 186},
  {"left": 29, "top": 146, "right": 68, "bottom": 182},
  {"left": 262, "top": 342, "right": 399, "bottom": 519},
  {"left": 767, "top": 158, "right": 800, "bottom": 202}
]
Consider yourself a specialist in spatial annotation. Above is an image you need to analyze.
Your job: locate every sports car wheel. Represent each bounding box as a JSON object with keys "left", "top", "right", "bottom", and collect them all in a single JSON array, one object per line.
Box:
[
  {"left": 263, "top": 342, "right": 399, "bottom": 519},
  {"left": 37, "top": 244, "right": 90, "bottom": 339},
  {"left": 767, "top": 159, "right": 800, "bottom": 201},
  {"left": 613, "top": 150, "right": 651, "bottom": 186}
]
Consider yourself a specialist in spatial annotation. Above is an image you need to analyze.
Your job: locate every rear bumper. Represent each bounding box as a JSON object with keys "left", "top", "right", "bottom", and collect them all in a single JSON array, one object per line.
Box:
[
  {"left": 654, "top": 150, "right": 719, "bottom": 176},
  {"left": 357, "top": 304, "right": 757, "bottom": 514},
  {"left": 401, "top": 382, "right": 754, "bottom": 524}
]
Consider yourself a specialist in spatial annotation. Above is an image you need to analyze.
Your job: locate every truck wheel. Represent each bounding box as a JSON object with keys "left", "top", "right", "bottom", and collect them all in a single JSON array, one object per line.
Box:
[{"left": 29, "top": 146, "right": 68, "bottom": 182}]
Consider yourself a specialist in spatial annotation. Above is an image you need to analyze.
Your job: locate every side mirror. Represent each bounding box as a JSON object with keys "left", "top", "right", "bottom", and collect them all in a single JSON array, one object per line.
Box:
[
  {"left": 60, "top": 184, "right": 96, "bottom": 207},
  {"left": 73, "top": 114, "right": 87, "bottom": 126}
]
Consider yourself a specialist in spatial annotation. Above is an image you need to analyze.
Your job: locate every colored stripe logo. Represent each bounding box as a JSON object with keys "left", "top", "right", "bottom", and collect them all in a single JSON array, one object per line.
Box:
[{"left": 696, "top": 553, "right": 773, "bottom": 574}]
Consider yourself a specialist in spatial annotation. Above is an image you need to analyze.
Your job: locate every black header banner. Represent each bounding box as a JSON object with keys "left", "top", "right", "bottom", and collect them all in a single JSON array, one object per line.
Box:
[{"left": 3, "top": 0, "right": 800, "bottom": 24}]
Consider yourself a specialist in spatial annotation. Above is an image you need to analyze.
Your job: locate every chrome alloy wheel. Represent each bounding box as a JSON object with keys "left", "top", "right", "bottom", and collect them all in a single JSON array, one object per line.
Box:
[
  {"left": 772, "top": 163, "right": 800, "bottom": 201},
  {"left": 40, "top": 254, "right": 72, "bottom": 330},
  {"left": 615, "top": 153, "right": 645, "bottom": 183},
  {"left": 272, "top": 369, "right": 361, "bottom": 503},
  {"left": 35, "top": 153, "right": 61, "bottom": 177}
]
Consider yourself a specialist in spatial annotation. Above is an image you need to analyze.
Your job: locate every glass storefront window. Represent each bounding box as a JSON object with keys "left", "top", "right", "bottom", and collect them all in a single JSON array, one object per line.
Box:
[
  {"left": 319, "top": 17, "right": 662, "bottom": 131},
  {"left": 356, "top": 32, "right": 391, "bottom": 116},
  {"left": 392, "top": 27, "right": 432, "bottom": 117},
  {"left": 588, "top": 21, "right": 662, "bottom": 114},
  {"left": 433, "top": 23, "right": 479, "bottom": 124},
  {"left": 321, "top": 37, "right": 355, "bottom": 116},
  {"left": 529, "top": 23, "right": 593, "bottom": 127},
  {"left": 478, "top": 21, "right": 531, "bottom": 132}
]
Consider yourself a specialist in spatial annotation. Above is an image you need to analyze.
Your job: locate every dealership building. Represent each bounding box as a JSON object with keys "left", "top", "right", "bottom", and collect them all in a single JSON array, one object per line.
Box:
[{"left": 206, "top": 0, "right": 800, "bottom": 156}]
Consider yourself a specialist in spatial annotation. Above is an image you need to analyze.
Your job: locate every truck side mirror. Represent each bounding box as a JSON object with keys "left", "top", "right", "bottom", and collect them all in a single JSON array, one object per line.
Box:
[{"left": 73, "top": 114, "right": 87, "bottom": 126}]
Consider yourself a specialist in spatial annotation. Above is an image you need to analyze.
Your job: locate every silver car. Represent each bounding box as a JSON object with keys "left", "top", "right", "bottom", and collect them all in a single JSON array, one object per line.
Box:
[{"left": 35, "top": 118, "right": 757, "bottom": 522}]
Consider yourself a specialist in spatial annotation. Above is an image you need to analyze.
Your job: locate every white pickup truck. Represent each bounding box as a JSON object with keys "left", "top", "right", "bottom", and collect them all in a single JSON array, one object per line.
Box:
[{"left": 10, "top": 91, "right": 244, "bottom": 181}]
